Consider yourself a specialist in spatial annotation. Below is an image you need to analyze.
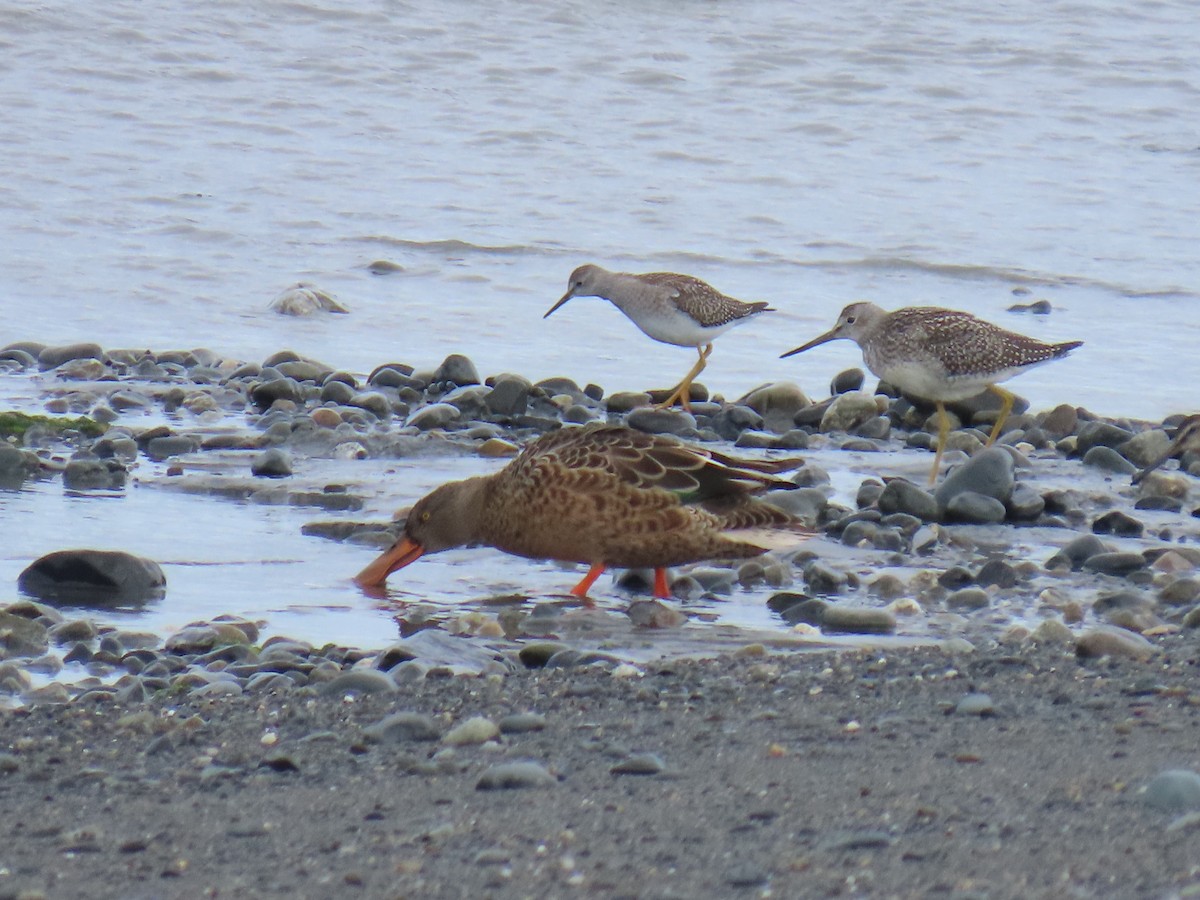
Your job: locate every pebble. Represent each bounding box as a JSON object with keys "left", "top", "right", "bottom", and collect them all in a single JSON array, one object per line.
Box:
[
  {"left": 610, "top": 753, "right": 667, "bottom": 776},
  {"left": 498, "top": 712, "right": 547, "bottom": 735},
  {"left": 476, "top": 761, "right": 557, "bottom": 790},
  {"left": 954, "top": 692, "right": 996, "bottom": 716},
  {"left": 407, "top": 403, "right": 460, "bottom": 430},
  {"left": 318, "top": 669, "right": 398, "bottom": 696},
  {"left": 1081, "top": 552, "right": 1148, "bottom": 577},
  {"left": 362, "top": 712, "right": 441, "bottom": 743},
  {"left": 38, "top": 342, "right": 104, "bottom": 370},
  {"left": 1142, "top": 770, "right": 1200, "bottom": 813},
  {"left": 944, "top": 491, "right": 1007, "bottom": 524},
  {"left": 443, "top": 716, "right": 500, "bottom": 746},
  {"left": 1081, "top": 445, "right": 1137, "bottom": 474},
  {"left": 251, "top": 448, "right": 293, "bottom": 478},
  {"left": 877, "top": 478, "right": 939, "bottom": 522},
  {"left": 627, "top": 600, "right": 687, "bottom": 629},
  {"left": 1075, "top": 626, "right": 1159, "bottom": 661},
  {"left": 819, "top": 392, "right": 878, "bottom": 433},
  {"left": 946, "top": 587, "right": 990, "bottom": 610},
  {"left": 1091, "top": 510, "right": 1143, "bottom": 538},
  {"left": 625, "top": 407, "right": 696, "bottom": 436},
  {"left": 935, "top": 448, "right": 1014, "bottom": 512},
  {"left": 819, "top": 605, "right": 897, "bottom": 634}
]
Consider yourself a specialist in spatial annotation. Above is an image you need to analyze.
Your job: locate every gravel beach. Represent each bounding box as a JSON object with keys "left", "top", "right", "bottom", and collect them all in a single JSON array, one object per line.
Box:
[
  {"left": 2, "top": 339, "right": 1200, "bottom": 898},
  {"left": 1, "top": 638, "right": 1199, "bottom": 899}
]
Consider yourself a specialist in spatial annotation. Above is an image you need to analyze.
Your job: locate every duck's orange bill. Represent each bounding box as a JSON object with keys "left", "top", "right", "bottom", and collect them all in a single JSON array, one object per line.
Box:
[{"left": 353, "top": 537, "right": 425, "bottom": 588}]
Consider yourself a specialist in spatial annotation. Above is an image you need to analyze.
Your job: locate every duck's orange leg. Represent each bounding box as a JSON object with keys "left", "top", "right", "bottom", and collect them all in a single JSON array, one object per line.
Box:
[
  {"left": 653, "top": 568, "right": 671, "bottom": 599},
  {"left": 570, "top": 563, "right": 606, "bottom": 599}
]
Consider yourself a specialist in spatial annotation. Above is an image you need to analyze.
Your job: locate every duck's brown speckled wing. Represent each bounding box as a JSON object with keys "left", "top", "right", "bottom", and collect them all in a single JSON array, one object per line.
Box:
[
  {"left": 512, "top": 424, "right": 799, "bottom": 503},
  {"left": 480, "top": 425, "right": 805, "bottom": 568}
]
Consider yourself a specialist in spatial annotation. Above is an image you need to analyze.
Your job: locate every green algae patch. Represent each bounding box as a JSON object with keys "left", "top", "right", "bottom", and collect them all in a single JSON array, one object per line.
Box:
[{"left": 0, "top": 411, "right": 107, "bottom": 440}]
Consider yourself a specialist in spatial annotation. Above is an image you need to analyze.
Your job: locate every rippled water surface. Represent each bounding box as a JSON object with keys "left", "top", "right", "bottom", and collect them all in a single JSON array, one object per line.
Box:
[
  {"left": 2, "top": 0, "right": 1198, "bottom": 652},
  {"left": 3, "top": 0, "right": 1197, "bottom": 414}
]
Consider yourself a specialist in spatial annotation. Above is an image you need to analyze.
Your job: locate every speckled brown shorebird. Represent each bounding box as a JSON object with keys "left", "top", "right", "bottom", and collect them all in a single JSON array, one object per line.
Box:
[
  {"left": 544, "top": 264, "right": 772, "bottom": 412},
  {"left": 781, "top": 302, "right": 1083, "bottom": 484},
  {"left": 354, "top": 424, "right": 807, "bottom": 600},
  {"left": 1132, "top": 414, "right": 1200, "bottom": 484}
]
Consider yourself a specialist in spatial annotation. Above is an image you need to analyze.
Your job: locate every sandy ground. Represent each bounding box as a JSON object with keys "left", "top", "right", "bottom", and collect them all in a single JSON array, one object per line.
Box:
[{"left": 1, "top": 637, "right": 1198, "bottom": 900}]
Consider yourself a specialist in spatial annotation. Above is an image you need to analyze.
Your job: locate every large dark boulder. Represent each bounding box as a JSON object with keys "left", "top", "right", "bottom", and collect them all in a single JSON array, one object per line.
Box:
[{"left": 17, "top": 550, "right": 166, "bottom": 607}]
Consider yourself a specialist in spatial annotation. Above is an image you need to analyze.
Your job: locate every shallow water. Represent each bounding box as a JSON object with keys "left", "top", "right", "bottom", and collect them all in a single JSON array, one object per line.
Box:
[
  {"left": 2, "top": 0, "right": 1197, "bottom": 418},
  {"left": 2, "top": 1, "right": 1199, "bottom": 656}
]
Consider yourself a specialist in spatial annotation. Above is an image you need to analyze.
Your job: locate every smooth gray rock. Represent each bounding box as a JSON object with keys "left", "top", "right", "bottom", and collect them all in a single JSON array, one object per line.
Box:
[
  {"left": 1075, "top": 420, "right": 1134, "bottom": 455},
  {"left": 1075, "top": 625, "right": 1158, "bottom": 660},
  {"left": 877, "top": 479, "right": 939, "bottom": 522},
  {"left": 319, "top": 669, "right": 398, "bottom": 696},
  {"left": 62, "top": 459, "right": 127, "bottom": 491},
  {"left": 362, "top": 712, "right": 441, "bottom": 743},
  {"left": 819, "top": 392, "right": 878, "bottom": 433},
  {"left": 250, "top": 377, "right": 304, "bottom": 409},
  {"left": 1082, "top": 445, "right": 1137, "bottom": 474},
  {"left": 476, "top": 761, "right": 557, "bottom": 790},
  {"left": 432, "top": 354, "right": 480, "bottom": 387},
  {"left": 946, "top": 588, "right": 990, "bottom": 610},
  {"left": 38, "top": 342, "right": 104, "bottom": 370},
  {"left": 18, "top": 550, "right": 166, "bottom": 606},
  {"left": 626, "top": 407, "right": 696, "bottom": 436},
  {"left": 935, "top": 448, "right": 1014, "bottom": 512},
  {"left": 0, "top": 446, "right": 38, "bottom": 486},
  {"left": 1143, "top": 770, "right": 1200, "bottom": 813},
  {"left": 251, "top": 448, "right": 293, "bottom": 478},
  {"left": 0, "top": 612, "right": 49, "bottom": 658},
  {"left": 486, "top": 376, "right": 532, "bottom": 416},
  {"left": 1081, "top": 552, "right": 1148, "bottom": 577},
  {"left": 954, "top": 692, "right": 995, "bottom": 716},
  {"left": 1091, "top": 510, "right": 1144, "bottom": 538},
  {"left": 407, "top": 403, "right": 461, "bottom": 431},
  {"left": 819, "top": 605, "right": 896, "bottom": 634},
  {"left": 831, "top": 368, "right": 865, "bottom": 394},
  {"left": 1047, "top": 534, "right": 1111, "bottom": 571},
  {"left": 145, "top": 435, "right": 199, "bottom": 461},
  {"left": 944, "top": 491, "right": 1007, "bottom": 524}
]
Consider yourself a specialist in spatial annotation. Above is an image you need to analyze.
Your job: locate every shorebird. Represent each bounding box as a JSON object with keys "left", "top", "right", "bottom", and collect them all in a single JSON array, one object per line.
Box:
[
  {"left": 544, "top": 264, "right": 772, "bottom": 411},
  {"left": 781, "top": 302, "right": 1083, "bottom": 484},
  {"left": 354, "top": 424, "right": 806, "bottom": 600},
  {"left": 1132, "top": 414, "right": 1200, "bottom": 484}
]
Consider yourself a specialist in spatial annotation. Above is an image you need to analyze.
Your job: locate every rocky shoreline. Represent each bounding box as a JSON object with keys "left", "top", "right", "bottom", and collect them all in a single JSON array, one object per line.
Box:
[{"left": 2, "top": 339, "right": 1200, "bottom": 897}]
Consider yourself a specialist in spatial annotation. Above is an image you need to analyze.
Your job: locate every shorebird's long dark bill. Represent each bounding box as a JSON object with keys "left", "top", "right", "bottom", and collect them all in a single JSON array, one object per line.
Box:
[
  {"left": 543, "top": 290, "right": 575, "bottom": 319},
  {"left": 780, "top": 328, "right": 839, "bottom": 359},
  {"left": 353, "top": 536, "right": 425, "bottom": 588}
]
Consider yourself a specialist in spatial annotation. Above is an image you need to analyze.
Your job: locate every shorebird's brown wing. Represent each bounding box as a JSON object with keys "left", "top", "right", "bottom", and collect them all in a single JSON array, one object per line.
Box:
[
  {"left": 889, "top": 308, "right": 1080, "bottom": 378},
  {"left": 513, "top": 425, "right": 799, "bottom": 504},
  {"left": 639, "top": 272, "right": 773, "bottom": 324}
]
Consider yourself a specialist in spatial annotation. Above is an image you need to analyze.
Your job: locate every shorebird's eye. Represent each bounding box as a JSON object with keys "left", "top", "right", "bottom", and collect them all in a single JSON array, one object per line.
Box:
[
  {"left": 845, "top": 315, "right": 856, "bottom": 325},
  {"left": 421, "top": 511, "right": 431, "bottom": 523}
]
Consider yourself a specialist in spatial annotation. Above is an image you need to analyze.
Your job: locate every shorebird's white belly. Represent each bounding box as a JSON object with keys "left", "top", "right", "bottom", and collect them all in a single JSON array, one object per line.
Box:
[
  {"left": 877, "top": 361, "right": 1029, "bottom": 402},
  {"left": 617, "top": 303, "right": 739, "bottom": 348}
]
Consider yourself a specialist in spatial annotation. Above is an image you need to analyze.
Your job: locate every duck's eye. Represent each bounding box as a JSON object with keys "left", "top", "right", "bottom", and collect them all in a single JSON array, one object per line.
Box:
[
  {"left": 845, "top": 315, "right": 856, "bottom": 325},
  {"left": 420, "top": 511, "right": 431, "bottom": 523}
]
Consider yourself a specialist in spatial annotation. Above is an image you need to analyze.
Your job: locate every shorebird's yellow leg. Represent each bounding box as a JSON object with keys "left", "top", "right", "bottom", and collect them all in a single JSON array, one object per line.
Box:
[
  {"left": 653, "top": 568, "right": 671, "bottom": 600},
  {"left": 655, "top": 344, "right": 713, "bottom": 413},
  {"left": 984, "top": 386, "right": 1016, "bottom": 446},
  {"left": 569, "top": 563, "right": 606, "bottom": 601},
  {"left": 928, "top": 401, "right": 951, "bottom": 486}
]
